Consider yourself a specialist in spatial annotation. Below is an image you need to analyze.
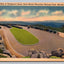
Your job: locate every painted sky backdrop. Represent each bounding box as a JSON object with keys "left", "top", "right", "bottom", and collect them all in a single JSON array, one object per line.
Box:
[{"left": 0, "top": 6, "right": 64, "bottom": 22}]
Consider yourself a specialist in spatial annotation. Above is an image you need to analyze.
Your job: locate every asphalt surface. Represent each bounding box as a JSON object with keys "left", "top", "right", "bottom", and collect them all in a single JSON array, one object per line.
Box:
[{"left": 2, "top": 26, "right": 64, "bottom": 56}]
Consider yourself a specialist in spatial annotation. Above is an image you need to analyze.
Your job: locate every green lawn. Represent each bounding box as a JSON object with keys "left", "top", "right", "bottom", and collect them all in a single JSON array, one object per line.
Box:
[{"left": 10, "top": 27, "right": 39, "bottom": 45}]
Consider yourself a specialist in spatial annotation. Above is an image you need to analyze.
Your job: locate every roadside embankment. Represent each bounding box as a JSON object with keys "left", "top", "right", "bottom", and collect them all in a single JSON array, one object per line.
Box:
[
  {"left": 0, "top": 29, "right": 24, "bottom": 58},
  {"left": 58, "top": 32, "right": 64, "bottom": 38}
]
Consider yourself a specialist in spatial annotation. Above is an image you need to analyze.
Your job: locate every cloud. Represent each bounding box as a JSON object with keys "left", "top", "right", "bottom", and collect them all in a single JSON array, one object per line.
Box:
[
  {"left": 0, "top": 15, "right": 64, "bottom": 22},
  {"left": 36, "top": 10, "right": 49, "bottom": 16},
  {"left": 15, "top": 15, "right": 64, "bottom": 21},
  {"left": 0, "top": 9, "right": 64, "bottom": 22},
  {"left": 21, "top": 10, "right": 31, "bottom": 16},
  {"left": 0, "top": 9, "right": 6, "bottom": 15},
  {"left": 38, "top": 10, "right": 49, "bottom": 14},
  {"left": 52, "top": 11, "right": 63, "bottom": 15},
  {"left": 8, "top": 10, "right": 18, "bottom": 16},
  {"left": 21, "top": 10, "right": 49, "bottom": 18}
]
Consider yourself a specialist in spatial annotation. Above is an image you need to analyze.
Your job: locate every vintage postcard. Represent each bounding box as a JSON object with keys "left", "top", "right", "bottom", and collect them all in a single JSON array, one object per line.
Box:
[{"left": 0, "top": 2, "right": 64, "bottom": 61}]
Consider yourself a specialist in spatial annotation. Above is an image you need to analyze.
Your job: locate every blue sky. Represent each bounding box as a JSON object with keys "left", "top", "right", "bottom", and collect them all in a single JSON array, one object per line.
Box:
[{"left": 0, "top": 6, "right": 64, "bottom": 22}]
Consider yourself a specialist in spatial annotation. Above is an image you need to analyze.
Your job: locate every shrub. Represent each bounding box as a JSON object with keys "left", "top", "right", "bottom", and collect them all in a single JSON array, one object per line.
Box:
[
  {"left": 0, "top": 49, "right": 3, "bottom": 53},
  {"left": 50, "top": 56, "right": 61, "bottom": 59},
  {"left": 22, "top": 56, "right": 31, "bottom": 58}
]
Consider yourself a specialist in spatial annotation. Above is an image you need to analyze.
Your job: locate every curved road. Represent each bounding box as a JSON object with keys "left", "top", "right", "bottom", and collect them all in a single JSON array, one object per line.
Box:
[{"left": 2, "top": 26, "right": 64, "bottom": 56}]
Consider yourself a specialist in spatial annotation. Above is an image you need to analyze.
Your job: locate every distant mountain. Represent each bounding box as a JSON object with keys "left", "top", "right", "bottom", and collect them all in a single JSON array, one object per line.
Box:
[
  {"left": 32, "top": 21, "right": 64, "bottom": 28},
  {"left": 0, "top": 20, "right": 64, "bottom": 28},
  {"left": 0, "top": 21, "right": 31, "bottom": 25}
]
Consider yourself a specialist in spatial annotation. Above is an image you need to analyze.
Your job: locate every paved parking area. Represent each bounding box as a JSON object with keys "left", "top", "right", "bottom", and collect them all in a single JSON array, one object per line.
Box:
[{"left": 2, "top": 26, "right": 64, "bottom": 56}]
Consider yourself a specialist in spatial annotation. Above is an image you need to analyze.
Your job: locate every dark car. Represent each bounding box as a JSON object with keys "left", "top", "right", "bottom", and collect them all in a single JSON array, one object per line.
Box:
[
  {"left": 40, "top": 28, "right": 44, "bottom": 30},
  {"left": 49, "top": 29, "right": 53, "bottom": 33},
  {"left": 45, "top": 29, "right": 49, "bottom": 32},
  {"left": 44, "top": 28, "right": 49, "bottom": 31},
  {"left": 0, "top": 35, "right": 2, "bottom": 40},
  {"left": 53, "top": 30, "right": 57, "bottom": 34}
]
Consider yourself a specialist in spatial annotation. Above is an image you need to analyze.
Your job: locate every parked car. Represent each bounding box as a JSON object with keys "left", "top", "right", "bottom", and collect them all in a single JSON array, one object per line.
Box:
[
  {"left": 39, "top": 28, "right": 44, "bottom": 30},
  {"left": 0, "top": 27, "right": 1, "bottom": 29},
  {"left": 0, "top": 35, "right": 2, "bottom": 40},
  {"left": 44, "top": 28, "right": 49, "bottom": 32},
  {"left": 49, "top": 29, "right": 53, "bottom": 33},
  {"left": 53, "top": 30, "right": 57, "bottom": 34}
]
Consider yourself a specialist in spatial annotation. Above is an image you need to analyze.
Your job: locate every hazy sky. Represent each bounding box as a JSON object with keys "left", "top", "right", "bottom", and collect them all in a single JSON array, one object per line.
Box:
[{"left": 0, "top": 6, "right": 64, "bottom": 22}]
